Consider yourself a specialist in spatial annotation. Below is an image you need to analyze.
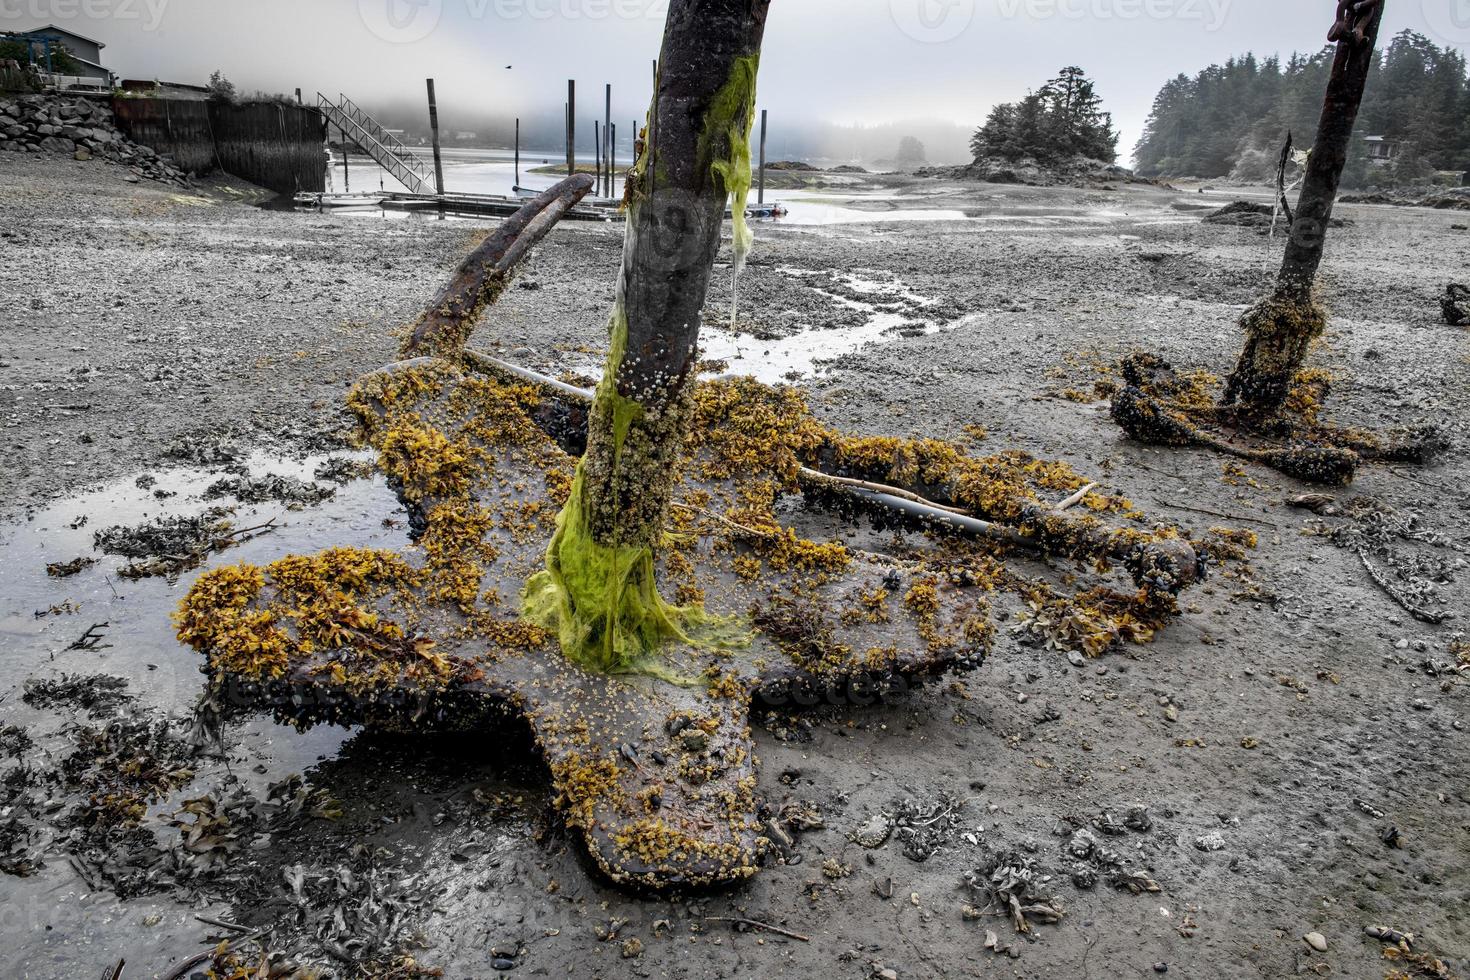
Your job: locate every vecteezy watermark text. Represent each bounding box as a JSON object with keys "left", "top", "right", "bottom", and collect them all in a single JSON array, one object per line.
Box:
[
  {"left": 0, "top": 0, "right": 169, "bottom": 32},
  {"left": 891, "top": 0, "right": 1231, "bottom": 44},
  {"left": 995, "top": 0, "right": 1231, "bottom": 31},
  {"left": 889, "top": 0, "right": 977, "bottom": 43},
  {"left": 1421, "top": 0, "right": 1470, "bottom": 45}
]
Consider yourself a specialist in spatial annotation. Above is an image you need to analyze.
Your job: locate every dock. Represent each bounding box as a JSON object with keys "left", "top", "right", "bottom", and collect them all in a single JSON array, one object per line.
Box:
[
  {"left": 293, "top": 189, "right": 624, "bottom": 221},
  {"left": 295, "top": 191, "right": 787, "bottom": 222}
]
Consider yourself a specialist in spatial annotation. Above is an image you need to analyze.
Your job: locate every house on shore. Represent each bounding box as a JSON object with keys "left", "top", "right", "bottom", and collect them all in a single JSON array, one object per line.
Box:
[
  {"left": 14, "top": 24, "right": 113, "bottom": 89},
  {"left": 1363, "top": 134, "right": 1403, "bottom": 166}
]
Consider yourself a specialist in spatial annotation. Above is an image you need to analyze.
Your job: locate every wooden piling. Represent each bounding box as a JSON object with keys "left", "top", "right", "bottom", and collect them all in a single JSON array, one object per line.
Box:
[
  {"left": 594, "top": 120, "right": 602, "bottom": 194},
  {"left": 758, "top": 108, "right": 767, "bottom": 205},
  {"left": 426, "top": 77, "right": 445, "bottom": 196},
  {"left": 514, "top": 117, "right": 521, "bottom": 188},
  {"left": 648, "top": 61, "right": 657, "bottom": 191},
  {"left": 604, "top": 83, "right": 612, "bottom": 198},
  {"left": 610, "top": 123, "right": 616, "bottom": 197},
  {"left": 340, "top": 123, "right": 349, "bottom": 193},
  {"left": 567, "top": 80, "right": 576, "bottom": 177}
]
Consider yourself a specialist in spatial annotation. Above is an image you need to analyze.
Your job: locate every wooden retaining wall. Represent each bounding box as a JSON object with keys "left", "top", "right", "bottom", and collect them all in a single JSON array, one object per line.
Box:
[
  {"left": 110, "top": 97, "right": 216, "bottom": 173},
  {"left": 209, "top": 101, "right": 326, "bottom": 195},
  {"left": 111, "top": 97, "right": 325, "bottom": 194}
]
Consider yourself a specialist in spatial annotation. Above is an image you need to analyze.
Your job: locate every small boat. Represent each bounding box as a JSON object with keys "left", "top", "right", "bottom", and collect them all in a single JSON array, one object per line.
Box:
[
  {"left": 729, "top": 202, "right": 787, "bottom": 219},
  {"left": 295, "top": 192, "right": 387, "bottom": 209}
]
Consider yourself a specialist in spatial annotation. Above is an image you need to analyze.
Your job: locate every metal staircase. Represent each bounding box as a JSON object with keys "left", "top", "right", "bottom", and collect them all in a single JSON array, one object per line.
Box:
[{"left": 317, "top": 93, "right": 435, "bottom": 194}]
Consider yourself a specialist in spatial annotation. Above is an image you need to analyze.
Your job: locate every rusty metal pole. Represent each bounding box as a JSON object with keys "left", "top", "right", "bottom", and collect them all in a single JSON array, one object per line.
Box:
[
  {"left": 1222, "top": 0, "right": 1387, "bottom": 417},
  {"left": 426, "top": 77, "right": 445, "bottom": 197},
  {"left": 568, "top": 0, "right": 768, "bottom": 554},
  {"left": 758, "top": 108, "right": 767, "bottom": 205},
  {"left": 402, "top": 175, "right": 595, "bottom": 358},
  {"left": 567, "top": 80, "right": 576, "bottom": 177}
]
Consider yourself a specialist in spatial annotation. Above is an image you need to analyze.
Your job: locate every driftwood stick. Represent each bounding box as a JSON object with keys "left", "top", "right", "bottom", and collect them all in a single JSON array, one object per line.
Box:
[
  {"left": 194, "top": 914, "right": 252, "bottom": 933},
  {"left": 462, "top": 349, "right": 596, "bottom": 401},
  {"left": 1272, "top": 130, "right": 1294, "bottom": 237},
  {"left": 670, "top": 500, "right": 775, "bottom": 540},
  {"left": 704, "top": 916, "right": 811, "bottom": 942},
  {"left": 224, "top": 519, "right": 278, "bottom": 540},
  {"left": 1055, "top": 482, "right": 1098, "bottom": 512},
  {"left": 796, "top": 465, "right": 972, "bottom": 516},
  {"left": 796, "top": 466, "right": 1035, "bottom": 547},
  {"left": 1357, "top": 549, "right": 1446, "bottom": 624},
  {"left": 402, "top": 173, "right": 595, "bottom": 359}
]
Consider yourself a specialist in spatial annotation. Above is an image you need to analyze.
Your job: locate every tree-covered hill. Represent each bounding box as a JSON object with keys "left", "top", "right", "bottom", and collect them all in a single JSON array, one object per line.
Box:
[
  {"left": 971, "top": 66, "right": 1119, "bottom": 165},
  {"left": 1134, "top": 30, "right": 1469, "bottom": 185}
]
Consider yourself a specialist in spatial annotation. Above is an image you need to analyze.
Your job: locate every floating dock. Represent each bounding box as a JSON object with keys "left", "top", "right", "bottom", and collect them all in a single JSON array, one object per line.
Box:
[
  {"left": 294, "top": 190, "right": 787, "bottom": 222},
  {"left": 294, "top": 189, "right": 624, "bottom": 221}
]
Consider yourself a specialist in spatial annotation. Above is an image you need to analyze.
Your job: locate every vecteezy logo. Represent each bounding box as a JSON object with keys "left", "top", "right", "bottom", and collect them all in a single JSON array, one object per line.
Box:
[
  {"left": 359, "top": 0, "right": 443, "bottom": 43},
  {"left": 890, "top": 0, "right": 976, "bottom": 43},
  {"left": 1422, "top": 0, "right": 1470, "bottom": 44}
]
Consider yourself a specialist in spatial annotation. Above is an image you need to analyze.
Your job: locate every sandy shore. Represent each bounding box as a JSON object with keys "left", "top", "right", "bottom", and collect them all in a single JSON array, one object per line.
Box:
[{"left": 2, "top": 152, "right": 1468, "bottom": 979}]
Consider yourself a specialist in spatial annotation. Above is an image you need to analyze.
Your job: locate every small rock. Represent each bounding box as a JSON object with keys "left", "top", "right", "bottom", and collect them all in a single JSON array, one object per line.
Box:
[
  {"left": 1304, "top": 932, "right": 1327, "bottom": 952},
  {"left": 1154, "top": 964, "right": 1169, "bottom": 974},
  {"left": 853, "top": 814, "right": 892, "bottom": 849},
  {"left": 1194, "top": 833, "right": 1226, "bottom": 852},
  {"left": 491, "top": 957, "right": 516, "bottom": 970},
  {"left": 1066, "top": 651, "right": 1085, "bottom": 668},
  {"left": 1365, "top": 925, "right": 1412, "bottom": 945},
  {"left": 681, "top": 730, "right": 708, "bottom": 753}
]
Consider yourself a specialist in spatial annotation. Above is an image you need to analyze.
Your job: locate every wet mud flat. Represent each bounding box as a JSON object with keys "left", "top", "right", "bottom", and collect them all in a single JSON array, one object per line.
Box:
[{"left": 2, "top": 154, "right": 1469, "bottom": 978}]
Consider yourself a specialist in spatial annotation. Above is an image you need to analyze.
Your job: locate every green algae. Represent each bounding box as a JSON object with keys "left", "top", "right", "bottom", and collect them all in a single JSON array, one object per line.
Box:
[
  {"left": 702, "top": 54, "right": 760, "bottom": 328},
  {"left": 522, "top": 54, "right": 764, "bottom": 677},
  {"left": 523, "top": 310, "right": 747, "bottom": 677}
]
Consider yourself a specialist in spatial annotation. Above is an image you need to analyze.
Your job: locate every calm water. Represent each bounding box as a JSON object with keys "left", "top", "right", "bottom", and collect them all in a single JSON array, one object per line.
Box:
[
  {"left": 319, "top": 146, "right": 968, "bottom": 225},
  {"left": 327, "top": 146, "right": 626, "bottom": 199}
]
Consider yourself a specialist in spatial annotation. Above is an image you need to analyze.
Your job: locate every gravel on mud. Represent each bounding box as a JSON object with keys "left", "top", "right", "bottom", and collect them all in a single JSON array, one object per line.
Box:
[{"left": 2, "top": 151, "right": 1468, "bottom": 980}]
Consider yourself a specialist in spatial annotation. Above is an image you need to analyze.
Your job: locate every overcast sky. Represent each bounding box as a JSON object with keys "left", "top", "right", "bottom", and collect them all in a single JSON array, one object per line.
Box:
[{"left": 7, "top": 0, "right": 1467, "bottom": 162}]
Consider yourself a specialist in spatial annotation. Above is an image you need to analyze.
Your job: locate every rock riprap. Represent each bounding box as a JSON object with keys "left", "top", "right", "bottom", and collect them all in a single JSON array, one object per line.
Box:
[{"left": 0, "top": 94, "right": 190, "bottom": 185}]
